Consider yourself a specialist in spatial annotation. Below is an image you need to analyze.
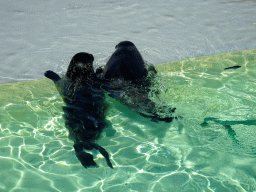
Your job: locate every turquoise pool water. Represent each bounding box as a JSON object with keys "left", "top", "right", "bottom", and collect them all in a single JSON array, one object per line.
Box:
[{"left": 0, "top": 50, "right": 256, "bottom": 192}]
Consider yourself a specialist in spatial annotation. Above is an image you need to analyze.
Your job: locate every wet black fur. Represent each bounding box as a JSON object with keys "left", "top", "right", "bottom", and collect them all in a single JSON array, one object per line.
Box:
[
  {"left": 45, "top": 52, "right": 113, "bottom": 169},
  {"left": 96, "top": 41, "right": 177, "bottom": 123}
]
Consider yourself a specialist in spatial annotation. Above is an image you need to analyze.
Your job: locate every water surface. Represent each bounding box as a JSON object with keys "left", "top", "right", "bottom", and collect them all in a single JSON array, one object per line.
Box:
[
  {"left": 1, "top": 0, "right": 256, "bottom": 191},
  {"left": 1, "top": 49, "right": 256, "bottom": 192},
  {"left": 0, "top": 0, "right": 255, "bottom": 83}
]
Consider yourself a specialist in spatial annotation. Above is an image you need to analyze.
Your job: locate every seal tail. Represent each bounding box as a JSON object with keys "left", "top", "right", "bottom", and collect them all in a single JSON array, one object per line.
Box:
[{"left": 44, "top": 70, "right": 61, "bottom": 82}]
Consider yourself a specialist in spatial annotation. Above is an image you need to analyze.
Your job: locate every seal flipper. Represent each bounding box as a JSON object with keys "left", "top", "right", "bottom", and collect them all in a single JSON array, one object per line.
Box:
[
  {"left": 83, "top": 142, "right": 113, "bottom": 169},
  {"left": 137, "top": 107, "right": 177, "bottom": 123},
  {"left": 224, "top": 65, "right": 241, "bottom": 70},
  {"left": 74, "top": 143, "right": 98, "bottom": 168},
  {"left": 92, "top": 143, "right": 113, "bottom": 169},
  {"left": 44, "top": 70, "right": 61, "bottom": 82}
]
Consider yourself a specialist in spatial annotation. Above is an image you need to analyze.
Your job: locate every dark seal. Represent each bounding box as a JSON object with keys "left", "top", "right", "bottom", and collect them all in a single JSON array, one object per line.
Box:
[
  {"left": 100, "top": 41, "right": 148, "bottom": 80},
  {"left": 96, "top": 41, "right": 177, "bottom": 123},
  {"left": 45, "top": 52, "right": 113, "bottom": 169}
]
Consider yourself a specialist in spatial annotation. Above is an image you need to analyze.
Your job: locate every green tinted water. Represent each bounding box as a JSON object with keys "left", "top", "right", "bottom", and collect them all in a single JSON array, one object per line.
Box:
[{"left": 0, "top": 49, "right": 256, "bottom": 192}]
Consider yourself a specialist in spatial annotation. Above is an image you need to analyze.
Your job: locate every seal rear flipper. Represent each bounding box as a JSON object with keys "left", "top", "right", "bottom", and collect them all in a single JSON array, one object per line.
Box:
[
  {"left": 89, "top": 143, "right": 113, "bottom": 169},
  {"left": 74, "top": 143, "right": 98, "bottom": 168},
  {"left": 75, "top": 150, "right": 98, "bottom": 168},
  {"left": 44, "top": 70, "right": 61, "bottom": 82}
]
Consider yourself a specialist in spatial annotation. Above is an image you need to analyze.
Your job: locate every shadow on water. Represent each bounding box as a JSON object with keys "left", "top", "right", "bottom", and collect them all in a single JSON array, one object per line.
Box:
[{"left": 201, "top": 117, "right": 256, "bottom": 146}]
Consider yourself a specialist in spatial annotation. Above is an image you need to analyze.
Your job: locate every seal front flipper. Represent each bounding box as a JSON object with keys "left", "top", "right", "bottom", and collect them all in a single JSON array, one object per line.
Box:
[
  {"left": 74, "top": 143, "right": 98, "bottom": 168},
  {"left": 139, "top": 112, "right": 176, "bottom": 123},
  {"left": 44, "top": 70, "right": 61, "bottom": 82},
  {"left": 151, "top": 115, "right": 174, "bottom": 123}
]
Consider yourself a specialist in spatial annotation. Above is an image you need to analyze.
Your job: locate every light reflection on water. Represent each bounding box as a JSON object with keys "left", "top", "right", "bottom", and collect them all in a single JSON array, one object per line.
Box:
[
  {"left": 0, "top": 49, "right": 256, "bottom": 191},
  {"left": 1, "top": 0, "right": 256, "bottom": 84}
]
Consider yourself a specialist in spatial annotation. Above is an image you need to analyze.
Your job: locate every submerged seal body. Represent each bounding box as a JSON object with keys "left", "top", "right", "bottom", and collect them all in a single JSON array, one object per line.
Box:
[
  {"left": 96, "top": 41, "right": 177, "bottom": 123},
  {"left": 45, "top": 52, "right": 113, "bottom": 169}
]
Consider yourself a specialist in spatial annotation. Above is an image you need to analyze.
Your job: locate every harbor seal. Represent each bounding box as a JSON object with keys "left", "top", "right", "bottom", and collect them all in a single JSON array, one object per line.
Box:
[
  {"left": 100, "top": 41, "right": 148, "bottom": 80},
  {"left": 45, "top": 52, "right": 113, "bottom": 169},
  {"left": 96, "top": 41, "right": 177, "bottom": 123}
]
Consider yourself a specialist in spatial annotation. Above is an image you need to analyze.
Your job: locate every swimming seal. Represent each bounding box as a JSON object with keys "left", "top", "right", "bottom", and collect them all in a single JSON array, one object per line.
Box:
[
  {"left": 45, "top": 52, "right": 113, "bottom": 169},
  {"left": 101, "top": 41, "right": 148, "bottom": 80},
  {"left": 96, "top": 41, "right": 177, "bottom": 123}
]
